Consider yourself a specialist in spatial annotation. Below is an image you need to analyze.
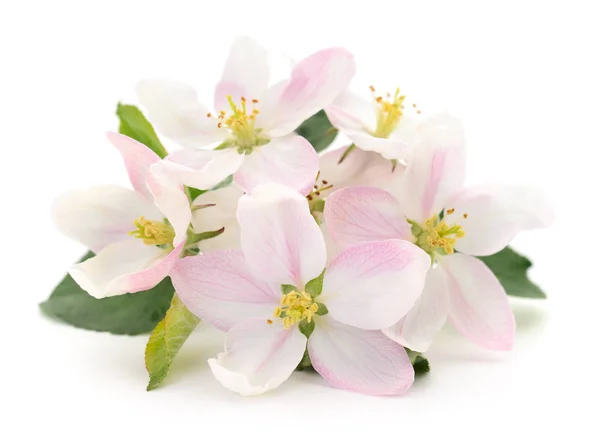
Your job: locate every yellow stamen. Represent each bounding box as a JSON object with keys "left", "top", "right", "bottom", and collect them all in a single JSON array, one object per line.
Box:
[
  {"left": 129, "top": 216, "right": 175, "bottom": 247},
  {"left": 414, "top": 214, "right": 466, "bottom": 255},
  {"left": 273, "top": 290, "right": 319, "bottom": 329},
  {"left": 370, "top": 86, "right": 406, "bottom": 139}
]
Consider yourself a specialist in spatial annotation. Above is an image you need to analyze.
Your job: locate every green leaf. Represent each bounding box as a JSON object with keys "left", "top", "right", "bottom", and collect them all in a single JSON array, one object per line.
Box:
[
  {"left": 298, "top": 319, "right": 315, "bottom": 338},
  {"left": 295, "top": 110, "right": 338, "bottom": 152},
  {"left": 406, "top": 349, "right": 430, "bottom": 376},
  {"left": 145, "top": 295, "right": 200, "bottom": 391},
  {"left": 40, "top": 252, "right": 174, "bottom": 335},
  {"left": 304, "top": 269, "right": 325, "bottom": 297},
  {"left": 116, "top": 103, "right": 168, "bottom": 158},
  {"left": 281, "top": 284, "right": 296, "bottom": 295},
  {"left": 478, "top": 247, "right": 546, "bottom": 299}
]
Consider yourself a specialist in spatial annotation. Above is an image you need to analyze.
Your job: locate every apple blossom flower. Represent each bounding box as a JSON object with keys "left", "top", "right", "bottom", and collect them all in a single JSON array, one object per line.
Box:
[
  {"left": 51, "top": 132, "right": 193, "bottom": 298},
  {"left": 137, "top": 37, "right": 356, "bottom": 195},
  {"left": 324, "top": 113, "right": 554, "bottom": 352},
  {"left": 325, "top": 85, "right": 422, "bottom": 161},
  {"left": 170, "top": 184, "right": 430, "bottom": 395}
]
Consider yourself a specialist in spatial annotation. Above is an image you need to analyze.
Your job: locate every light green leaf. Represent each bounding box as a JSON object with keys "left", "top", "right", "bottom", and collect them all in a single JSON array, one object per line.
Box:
[
  {"left": 478, "top": 247, "right": 546, "bottom": 299},
  {"left": 116, "top": 103, "right": 168, "bottom": 158},
  {"left": 145, "top": 295, "right": 200, "bottom": 391},
  {"left": 40, "top": 252, "right": 174, "bottom": 335},
  {"left": 295, "top": 110, "right": 338, "bottom": 152},
  {"left": 305, "top": 269, "right": 326, "bottom": 297},
  {"left": 281, "top": 284, "right": 296, "bottom": 295}
]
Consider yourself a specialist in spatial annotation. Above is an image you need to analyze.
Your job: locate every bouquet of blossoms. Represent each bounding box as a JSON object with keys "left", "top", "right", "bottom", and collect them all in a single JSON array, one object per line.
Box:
[{"left": 43, "top": 37, "right": 553, "bottom": 396}]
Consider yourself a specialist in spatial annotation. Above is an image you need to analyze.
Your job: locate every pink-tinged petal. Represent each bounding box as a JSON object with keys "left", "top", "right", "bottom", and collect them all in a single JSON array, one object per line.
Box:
[
  {"left": 106, "top": 132, "right": 160, "bottom": 200},
  {"left": 216, "top": 36, "right": 269, "bottom": 109},
  {"left": 343, "top": 128, "right": 411, "bottom": 161},
  {"left": 384, "top": 267, "right": 449, "bottom": 352},
  {"left": 325, "top": 186, "right": 412, "bottom": 249},
  {"left": 318, "top": 146, "right": 402, "bottom": 190},
  {"left": 237, "top": 184, "right": 326, "bottom": 287},
  {"left": 400, "top": 113, "right": 466, "bottom": 222},
  {"left": 171, "top": 250, "right": 280, "bottom": 331},
  {"left": 442, "top": 253, "right": 515, "bottom": 351},
  {"left": 325, "top": 90, "right": 376, "bottom": 131},
  {"left": 208, "top": 318, "right": 307, "bottom": 396},
  {"left": 321, "top": 240, "right": 430, "bottom": 330},
  {"left": 446, "top": 185, "right": 555, "bottom": 256},
  {"left": 69, "top": 240, "right": 183, "bottom": 298},
  {"left": 52, "top": 185, "right": 161, "bottom": 253},
  {"left": 262, "top": 48, "right": 356, "bottom": 137},
  {"left": 234, "top": 135, "right": 318, "bottom": 195},
  {"left": 191, "top": 184, "right": 243, "bottom": 252},
  {"left": 308, "top": 315, "right": 414, "bottom": 395},
  {"left": 136, "top": 79, "right": 227, "bottom": 148}
]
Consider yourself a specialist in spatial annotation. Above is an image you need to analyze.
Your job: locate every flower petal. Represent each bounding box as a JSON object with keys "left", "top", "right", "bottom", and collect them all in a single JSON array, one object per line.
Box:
[
  {"left": 324, "top": 186, "right": 412, "bottom": 249},
  {"left": 208, "top": 318, "right": 307, "bottom": 396},
  {"left": 214, "top": 36, "right": 269, "bottom": 110},
  {"left": 325, "top": 90, "right": 376, "bottom": 131},
  {"left": 308, "top": 315, "right": 413, "bottom": 395},
  {"left": 343, "top": 128, "right": 411, "bottom": 160},
  {"left": 136, "top": 79, "right": 227, "bottom": 148},
  {"left": 237, "top": 183, "right": 326, "bottom": 287},
  {"left": 191, "top": 184, "right": 243, "bottom": 252},
  {"left": 234, "top": 135, "right": 319, "bottom": 195},
  {"left": 442, "top": 253, "right": 515, "bottom": 351},
  {"left": 171, "top": 249, "right": 280, "bottom": 331},
  {"left": 262, "top": 48, "right": 356, "bottom": 137},
  {"left": 52, "top": 185, "right": 161, "bottom": 253},
  {"left": 400, "top": 113, "right": 466, "bottom": 222},
  {"left": 69, "top": 240, "right": 183, "bottom": 298},
  {"left": 446, "top": 185, "right": 554, "bottom": 256},
  {"left": 384, "top": 267, "right": 449, "bottom": 352},
  {"left": 106, "top": 132, "right": 160, "bottom": 200},
  {"left": 321, "top": 240, "right": 430, "bottom": 330}
]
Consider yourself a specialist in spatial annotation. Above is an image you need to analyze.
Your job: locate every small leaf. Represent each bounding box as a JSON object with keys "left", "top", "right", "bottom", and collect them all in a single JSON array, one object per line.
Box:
[
  {"left": 478, "top": 247, "right": 546, "bottom": 299},
  {"left": 187, "top": 227, "right": 225, "bottom": 244},
  {"left": 295, "top": 110, "right": 338, "bottom": 152},
  {"left": 304, "top": 269, "right": 326, "bottom": 297},
  {"left": 298, "top": 319, "right": 315, "bottom": 338},
  {"left": 145, "top": 295, "right": 200, "bottom": 390},
  {"left": 116, "top": 103, "right": 168, "bottom": 158},
  {"left": 406, "top": 349, "right": 430, "bottom": 376},
  {"left": 281, "top": 284, "right": 296, "bottom": 295},
  {"left": 40, "top": 252, "right": 174, "bottom": 335}
]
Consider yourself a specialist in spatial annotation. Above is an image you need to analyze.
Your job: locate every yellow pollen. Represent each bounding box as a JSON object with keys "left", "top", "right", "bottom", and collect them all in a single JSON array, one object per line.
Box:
[
  {"left": 371, "top": 86, "right": 406, "bottom": 139},
  {"left": 274, "top": 291, "right": 319, "bottom": 329},
  {"left": 414, "top": 214, "right": 465, "bottom": 255},
  {"left": 206, "top": 95, "right": 266, "bottom": 150},
  {"left": 129, "top": 216, "right": 175, "bottom": 247}
]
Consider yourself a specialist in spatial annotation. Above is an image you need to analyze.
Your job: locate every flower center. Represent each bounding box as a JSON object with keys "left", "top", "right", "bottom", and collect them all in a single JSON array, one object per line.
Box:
[
  {"left": 410, "top": 210, "right": 466, "bottom": 257},
  {"left": 370, "top": 86, "right": 406, "bottom": 139},
  {"left": 208, "top": 95, "right": 269, "bottom": 152},
  {"left": 307, "top": 172, "right": 334, "bottom": 220},
  {"left": 272, "top": 290, "right": 319, "bottom": 329},
  {"left": 129, "top": 216, "right": 175, "bottom": 248}
]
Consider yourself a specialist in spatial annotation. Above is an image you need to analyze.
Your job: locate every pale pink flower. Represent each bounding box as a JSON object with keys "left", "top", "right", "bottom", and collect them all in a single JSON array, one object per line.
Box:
[
  {"left": 52, "top": 133, "right": 191, "bottom": 298},
  {"left": 171, "top": 184, "right": 430, "bottom": 396},
  {"left": 325, "top": 85, "right": 422, "bottom": 161},
  {"left": 325, "top": 113, "right": 554, "bottom": 352},
  {"left": 137, "top": 37, "right": 356, "bottom": 195}
]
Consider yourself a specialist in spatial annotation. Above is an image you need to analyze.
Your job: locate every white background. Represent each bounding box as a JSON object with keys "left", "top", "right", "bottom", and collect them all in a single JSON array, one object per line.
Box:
[{"left": 1, "top": 1, "right": 598, "bottom": 439}]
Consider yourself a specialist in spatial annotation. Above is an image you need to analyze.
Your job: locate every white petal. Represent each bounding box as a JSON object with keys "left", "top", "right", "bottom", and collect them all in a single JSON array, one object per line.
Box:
[
  {"left": 325, "top": 90, "right": 376, "bottom": 131},
  {"left": 237, "top": 184, "right": 326, "bottom": 287},
  {"left": 384, "top": 267, "right": 449, "bottom": 352},
  {"left": 343, "top": 128, "right": 411, "bottom": 161},
  {"left": 400, "top": 113, "right": 466, "bottom": 222},
  {"left": 171, "top": 250, "right": 280, "bottom": 331},
  {"left": 52, "top": 185, "right": 161, "bottom": 253},
  {"left": 308, "top": 315, "right": 414, "bottom": 395},
  {"left": 446, "top": 185, "right": 555, "bottom": 256},
  {"left": 234, "top": 135, "right": 319, "bottom": 195},
  {"left": 442, "top": 253, "right": 515, "bottom": 351},
  {"left": 208, "top": 318, "right": 307, "bottom": 396},
  {"left": 69, "top": 240, "right": 183, "bottom": 298},
  {"left": 321, "top": 240, "right": 431, "bottom": 330},
  {"left": 136, "top": 79, "right": 227, "bottom": 148}
]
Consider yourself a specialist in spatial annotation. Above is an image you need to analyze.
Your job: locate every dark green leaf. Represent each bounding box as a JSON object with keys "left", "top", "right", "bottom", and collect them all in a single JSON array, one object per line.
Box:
[
  {"left": 478, "top": 247, "right": 546, "bottom": 299},
  {"left": 295, "top": 110, "right": 338, "bottom": 152},
  {"left": 406, "top": 349, "right": 430, "bottom": 376},
  {"left": 116, "top": 103, "right": 168, "bottom": 158},
  {"left": 40, "top": 252, "right": 174, "bottom": 335},
  {"left": 145, "top": 295, "right": 200, "bottom": 390},
  {"left": 304, "top": 269, "right": 325, "bottom": 297}
]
